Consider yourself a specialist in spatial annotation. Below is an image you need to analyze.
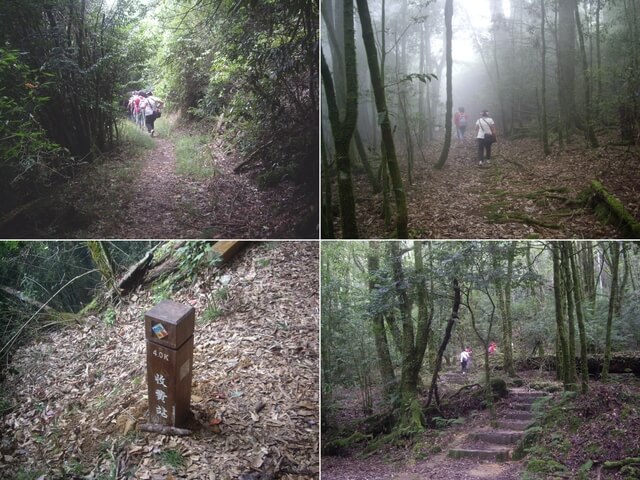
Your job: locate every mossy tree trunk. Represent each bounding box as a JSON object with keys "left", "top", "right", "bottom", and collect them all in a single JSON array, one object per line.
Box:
[
  {"left": 499, "top": 243, "right": 516, "bottom": 377},
  {"left": 389, "top": 241, "right": 427, "bottom": 431},
  {"left": 568, "top": 241, "right": 589, "bottom": 394},
  {"left": 391, "top": 242, "right": 418, "bottom": 424},
  {"left": 561, "top": 243, "right": 578, "bottom": 388},
  {"left": 86, "top": 241, "right": 118, "bottom": 295},
  {"left": 320, "top": 136, "right": 335, "bottom": 239},
  {"left": 368, "top": 241, "right": 395, "bottom": 394},
  {"left": 321, "top": 2, "right": 380, "bottom": 195},
  {"left": 434, "top": 0, "right": 453, "bottom": 169},
  {"left": 602, "top": 242, "right": 620, "bottom": 381},
  {"left": 356, "top": 0, "right": 408, "bottom": 238},
  {"left": 426, "top": 278, "right": 461, "bottom": 408},
  {"left": 575, "top": 3, "right": 599, "bottom": 147},
  {"left": 552, "top": 242, "right": 571, "bottom": 390},
  {"left": 320, "top": 0, "right": 359, "bottom": 238}
]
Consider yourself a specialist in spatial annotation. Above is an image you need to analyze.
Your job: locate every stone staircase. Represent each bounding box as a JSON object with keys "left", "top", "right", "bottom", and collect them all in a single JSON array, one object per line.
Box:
[
  {"left": 440, "top": 371, "right": 469, "bottom": 385},
  {"left": 448, "top": 388, "right": 547, "bottom": 462}
]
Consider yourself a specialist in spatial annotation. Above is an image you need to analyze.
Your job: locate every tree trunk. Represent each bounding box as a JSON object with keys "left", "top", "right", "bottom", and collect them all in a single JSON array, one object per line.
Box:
[
  {"left": 502, "top": 244, "right": 516, "bottom": 377},
  {"left": 552, "top": 242, "right": 571, "bottom": 390},
  {"left": 413, "top": 241, "right": 433, "bottom": 380},
  {"left": 434, "top": 0, "right": 453, "bottom": 169},
  {"left": 87, "top": 241, "right": 118, "bottom": 295},
  {"left": 426, "top": 278, "right": 461, "bottom": 408},
  {"left": 561, "top": 243, "right": 578, "bottom": 388},
  {"left": 575, "top": 3, "right": 599, "bottom": 147},
  {"left": 321, "top": 12, "right": 359, "bottom": 238},
  {"left": 557, "top": 0, "right": 578, "bottom": 136},
  {"left": 368, "top": 241, "right": 395, "bottom": 393},
  {"left": 568, "top": 241, "right": 589, "bottom": 394},
  {"left": 356, "top": 0, "right": 408, "bottom": 238},
  {"left": 321, "top": 136, "right": 336, "bottom": 238},
  {"left": 390, "top": 242, "right": 422, "bottom": 429},
  {"left": 540, "top": 0, "right": 551, "bottom": 155},
  {"left": 602, "top": 243, "right": 620, "bottom": 381}
]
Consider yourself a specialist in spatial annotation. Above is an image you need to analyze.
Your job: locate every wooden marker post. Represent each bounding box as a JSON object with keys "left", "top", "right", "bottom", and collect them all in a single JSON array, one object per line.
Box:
[{"left": 145, "top": 300, "right": 195, "bottom": 428}]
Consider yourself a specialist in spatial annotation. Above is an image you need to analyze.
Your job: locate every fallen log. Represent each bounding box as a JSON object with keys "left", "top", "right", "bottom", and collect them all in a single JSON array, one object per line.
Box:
[
  {"left": 603, "top": 457, "right": 640, "bottom": 469},
  {"left": 117, "top": 245, "right": 159, "bottom": 294},
  {"left": 584, "top": 180, "right": 640, "bottom": 237},
  {"left": 138, "top": 423, "right": 192, "bottom": 436}
]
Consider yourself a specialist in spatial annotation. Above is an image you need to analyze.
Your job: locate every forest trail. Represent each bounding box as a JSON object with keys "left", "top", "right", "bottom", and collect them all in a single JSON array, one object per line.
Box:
[
  {"left": 61, "top": 118, "right": 303, "bottom": 239},
  {"left": 105, "top": 134, "right": 212, "bottom": 239},
  {"left": 322, "top": 380, "right": 550, "bottom": 480},
  {"left": 0, "top": 242, "right": 319, "bottom": 478},
  {"left": 351, "top": 136, "right": 639, "bottom": 238}
]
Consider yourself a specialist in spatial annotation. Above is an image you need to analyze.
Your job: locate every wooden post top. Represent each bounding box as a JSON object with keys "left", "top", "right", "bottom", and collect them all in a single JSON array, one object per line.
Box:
[{"left": 145, "top": 300, "right": 195, "bottom": 349}]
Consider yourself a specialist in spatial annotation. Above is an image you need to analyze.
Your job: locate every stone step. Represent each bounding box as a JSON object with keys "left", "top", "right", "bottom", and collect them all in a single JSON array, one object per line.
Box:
[
  {"left": 470, "top": 430, "right": 524, "bottom": 445},
  {"left": 510, "top": 390, "right": 547, "bottom": 398},
  {"left": 502, "top": 410, "right": 533, "bottom": 421},
  {"left": 510, "top": 402, "right": 533, "bottom": 411},
  {"left": 496, "top": 419, "right": 533, "bottom": 431},
  {"left": 449, "top": 446, "right": 511, "bottom": 462}
]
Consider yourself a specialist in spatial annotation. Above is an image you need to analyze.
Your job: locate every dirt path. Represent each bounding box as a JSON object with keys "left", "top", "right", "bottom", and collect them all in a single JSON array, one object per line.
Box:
[
  {"left": 350, "top": 136, "right": 639, "bottom": 238},
  {"left": 322, "top": 377, "right": 549, "bottom": 480},
  {"left": 71, "top": 123, "right": 305, "bottom": 239},
  {"left": 104, "top": 135, "right": 213, "bottom": 238}
]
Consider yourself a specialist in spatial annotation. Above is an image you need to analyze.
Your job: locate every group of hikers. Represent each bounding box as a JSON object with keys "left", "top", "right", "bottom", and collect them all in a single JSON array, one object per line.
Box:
[
  {"left": 453, "top": 106, "right": 497, "bottom": 166},
  {"left": 459, "top": 342, "right": 497, "bottom": 374},
  {"left": 126, "top": 91, "right": 164, "bottom": 137}
]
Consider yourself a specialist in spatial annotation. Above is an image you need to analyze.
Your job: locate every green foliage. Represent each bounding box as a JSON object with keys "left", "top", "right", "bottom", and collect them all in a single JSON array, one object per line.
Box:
[
  {"left": 154, "top": 0, "right": 318, "bottom": 194},
  {"left": 175, "top": 242, "right": 221, "bottom": 274},
  {"left": 10, "top": 469, "right": 46, "bottom": 480},
  {"left": 119, "top": 120, "right": 156, "bottom": 153},
  {"left": 104, "top": 307, "right": 117, "bottom": 327},
  {"left": 0, "top": 48, "right": 66, "bottom": 191},
  {"left": 151, "top": 279, "right": 173, "bottom": 304},
  {"left": 201, "top": 304, "right": 223, "bottom": 323},
  {"left": 159, "top": 448, "right": 185, "bottom": 468},
  {"left": 525, "top": 459, "right": 568, "bottom": 475},
  {"left": 433, "top": 416, "right": 464, "bottom": 428},
  {"left": 174, "top": 135, "right": 216, "bottom": 178}
]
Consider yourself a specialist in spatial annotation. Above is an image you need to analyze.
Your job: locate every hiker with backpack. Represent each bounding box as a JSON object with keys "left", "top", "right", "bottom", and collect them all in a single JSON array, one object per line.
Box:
[
  {"left": 454, "top": 106, "right": 468, "bottom": 141},
  {"left": 140, "top": 91, "right": 164, "bottom": 137},
  {"left": 475, "top": 110, "right": 497, "bottom": 166},
  {"left": 460, "top": 348, "right": 471, "bottom": 374}
]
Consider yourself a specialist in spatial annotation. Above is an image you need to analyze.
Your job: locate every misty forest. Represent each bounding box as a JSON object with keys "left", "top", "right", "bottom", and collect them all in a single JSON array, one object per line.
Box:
[
  {"left": 321, "top": 0, "right": 640, "bottom": 239},
  {"left": 0, "top": 0, "right": 318, "bottom": 239},
  {"left": 321, "top": 240, "right": 640, "bottom": 479}
]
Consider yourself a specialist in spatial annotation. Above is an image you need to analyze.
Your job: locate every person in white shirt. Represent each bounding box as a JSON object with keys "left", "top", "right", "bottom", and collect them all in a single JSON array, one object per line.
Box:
[
  {"left": 475, "top": 110, "right": 497, "bottom": 166},
  {"left": 140, "top": 91, "right": 164, "bottom": 137},
  {"left": 460, "top": 348, "right": 470, "bottom": 374}
]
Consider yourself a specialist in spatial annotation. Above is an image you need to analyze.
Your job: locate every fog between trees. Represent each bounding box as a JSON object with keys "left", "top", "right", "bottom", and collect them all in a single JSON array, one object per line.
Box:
[{"left": 322, "top": 0, "right": 640, "bottom": 238}]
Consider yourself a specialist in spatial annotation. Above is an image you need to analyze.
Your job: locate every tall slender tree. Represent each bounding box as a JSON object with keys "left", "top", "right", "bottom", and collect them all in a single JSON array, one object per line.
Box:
[
  {"left": 356, "top": 0, "right": 408, "bottom": 238},
  {"left": 320, "top": 0, "right": 359, "bottom": 238},
  {"left": 434, "top": 0, "right": 453, "bottom": 169},
  {"left": 602, "top": 242, "right": 620, "bottom": 381}
]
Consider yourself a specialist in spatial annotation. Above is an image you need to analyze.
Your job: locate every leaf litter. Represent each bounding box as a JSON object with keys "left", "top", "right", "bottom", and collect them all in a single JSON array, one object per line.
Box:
[
  {"left": 0, "top": 241, "right": 319, "bottom": 479},
  {"left": 345, "top": 134, "right": 639, "bottom": 238}
]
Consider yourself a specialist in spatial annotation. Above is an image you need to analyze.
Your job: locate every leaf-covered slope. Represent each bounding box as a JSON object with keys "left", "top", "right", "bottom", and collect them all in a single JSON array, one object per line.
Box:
[{"left": 0, "top": 241, "right": 319, "bottom": 479}]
